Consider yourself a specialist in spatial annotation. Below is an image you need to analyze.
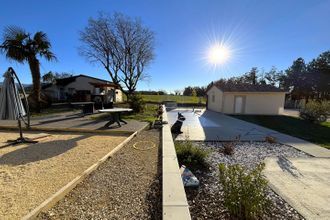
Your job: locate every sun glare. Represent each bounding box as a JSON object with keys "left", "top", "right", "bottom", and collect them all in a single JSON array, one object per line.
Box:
[{"left": 208, "top": 44, "right": 230, "bottom": 65}]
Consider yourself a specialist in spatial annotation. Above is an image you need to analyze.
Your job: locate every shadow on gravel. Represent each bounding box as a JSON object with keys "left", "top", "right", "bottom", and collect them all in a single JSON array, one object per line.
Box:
[
  {"left": 145, "top": 128, "right": 162, "bottom": 219},
  {"left": 0, "top": 135, "right": 89, "bottom": 166}
]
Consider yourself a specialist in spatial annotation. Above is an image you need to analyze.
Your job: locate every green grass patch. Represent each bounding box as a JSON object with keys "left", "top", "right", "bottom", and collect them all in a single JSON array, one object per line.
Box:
[
  {"left": 232, "top": 115, "right": 330, "bottom": 149},
  {"left": 141, "top": 94, "right": 206, "bottom": 104},
  {"left": 121, "top": 104, "right": 157, "bottom": 123}
]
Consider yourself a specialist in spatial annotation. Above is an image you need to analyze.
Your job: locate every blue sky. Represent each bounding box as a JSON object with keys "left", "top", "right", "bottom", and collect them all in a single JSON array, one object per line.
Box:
[{"left": 0, "top": 0, "right": 329, "bottom": 92}]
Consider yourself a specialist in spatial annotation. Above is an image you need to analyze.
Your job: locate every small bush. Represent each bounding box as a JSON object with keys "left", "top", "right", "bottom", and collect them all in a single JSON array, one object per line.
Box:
[
  {"left": 300, "top": 100, "right": 329, "bottom": 123},
  {"left": 265, "top": 136, "right": 277, "bottom": 143},
  {"left": 175, "top": 141, "right": 209, "bottom": 170},
  {"left": 223, "top": 142, "right": 235, "bottom": 155},
  {"left": 128, "top": 94, "right": 146, "bottom": 113},
  {"left": 218, "top": 163, "right": 271, "bottom": 219}
]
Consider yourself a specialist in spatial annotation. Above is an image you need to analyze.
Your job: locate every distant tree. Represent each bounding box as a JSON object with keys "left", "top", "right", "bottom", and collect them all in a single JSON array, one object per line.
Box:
[
  {"left": 80, "top": 12, "right": 155, "bottom": 98},
  {"left": 243, "top": 67, "right": 258, "bottom": 85},
  {"left": 306, "top": 51, "right": 330, "bottom": 100},
  {"left": 284, "top": 58, "right": 314, "bottom": 100},
  {"left": 42, "top": 71, "right": 72, "bottom": 83},
  {"left": 264, "top": 66, "right": 283, "bottom": 87},
  {"left": 183, "top": 86, "right": 193, "bottom": 96},
  {"left": 191, "top": 88, "right": 197, "bottom": 97},
  {"left": 174, "top": 90, "right": 181, "bottom": 95},
  {"left": 0, "top": 26, "right": 56, "bottom": 112}
]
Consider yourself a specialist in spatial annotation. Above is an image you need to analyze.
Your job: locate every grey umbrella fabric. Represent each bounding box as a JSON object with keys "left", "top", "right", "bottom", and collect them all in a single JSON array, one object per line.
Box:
[{"left": 0, "top": 70, "right": 26, "bottom": 120}]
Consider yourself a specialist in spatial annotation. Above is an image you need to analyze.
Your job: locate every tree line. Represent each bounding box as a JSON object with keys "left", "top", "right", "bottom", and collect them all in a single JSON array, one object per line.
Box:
[{"left": 208, "top": 51, "right": 330, "bottom": 101}]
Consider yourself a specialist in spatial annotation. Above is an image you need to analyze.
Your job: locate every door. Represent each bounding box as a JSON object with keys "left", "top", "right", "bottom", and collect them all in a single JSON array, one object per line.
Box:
[{"left": 234, "top": 96, "right": 243, "bottom": 114}]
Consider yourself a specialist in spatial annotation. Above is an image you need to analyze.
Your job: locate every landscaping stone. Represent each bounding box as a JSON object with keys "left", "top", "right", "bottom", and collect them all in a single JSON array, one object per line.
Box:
[{"left": 185, "top": 141, "right": 311, "bottom": 219}]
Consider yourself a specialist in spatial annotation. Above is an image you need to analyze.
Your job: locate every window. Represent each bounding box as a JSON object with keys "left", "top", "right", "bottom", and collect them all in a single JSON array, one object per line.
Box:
[{"left": 68, "top": 88, "right": 75, "bottom": 94}]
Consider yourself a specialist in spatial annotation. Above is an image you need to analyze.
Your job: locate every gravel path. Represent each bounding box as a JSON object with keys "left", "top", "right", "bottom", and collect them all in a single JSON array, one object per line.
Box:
[
  {"left": 0, "top": 131, "right": 127, "bottom": 219},
  {"left": 38, "top": 129, "right": 161, "bottom": 220},
  {"left": 186, "top": 142, "right": 311, "bottom": 220}
]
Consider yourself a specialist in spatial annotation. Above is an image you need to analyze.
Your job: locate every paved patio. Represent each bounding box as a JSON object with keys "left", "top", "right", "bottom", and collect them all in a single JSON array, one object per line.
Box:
[
  {"left": 167, "top": 108, "right": 330, "bottom": 157},
  {"left": 0, "top": 112, "right": 147, "bottom": 133},
  {"left": 264, "top": 157, "right": 330, "bottom": 219}
]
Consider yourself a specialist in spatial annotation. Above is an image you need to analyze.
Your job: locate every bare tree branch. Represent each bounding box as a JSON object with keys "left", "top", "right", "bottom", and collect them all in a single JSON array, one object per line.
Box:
[{"left": 79, "top": 12, "right": 155, "bottom": 97}]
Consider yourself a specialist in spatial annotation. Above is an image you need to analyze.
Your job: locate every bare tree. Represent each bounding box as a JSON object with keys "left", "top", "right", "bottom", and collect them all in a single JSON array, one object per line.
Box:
[{"left": 79, "top": 12, "right": 155, "bottom": 97}]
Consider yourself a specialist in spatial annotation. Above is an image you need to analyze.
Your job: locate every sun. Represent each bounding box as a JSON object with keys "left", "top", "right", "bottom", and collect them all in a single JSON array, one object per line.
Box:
[{"left": 208, "top": 44, "right": 230, "bottom": 65}]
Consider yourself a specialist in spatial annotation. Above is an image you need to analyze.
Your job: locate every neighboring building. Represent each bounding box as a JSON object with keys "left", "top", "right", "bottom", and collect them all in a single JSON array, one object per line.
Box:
[
  {"left": 206, "top": 82, "right": 287, "bottom": 115},
  {"left": 43, "top": 74, "right": 123, "bottom": 103}
]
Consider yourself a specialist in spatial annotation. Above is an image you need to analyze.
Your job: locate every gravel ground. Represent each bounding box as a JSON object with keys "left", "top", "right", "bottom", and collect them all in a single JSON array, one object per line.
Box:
[
  {"left": 38, "top": 129, "right": 162, "bottom": 220},
  {"left": 0, "top": 131, "right": 127, "bottom": 219},
  {"left": 186, "top": 141, "right": 311, "bottom": 220}
]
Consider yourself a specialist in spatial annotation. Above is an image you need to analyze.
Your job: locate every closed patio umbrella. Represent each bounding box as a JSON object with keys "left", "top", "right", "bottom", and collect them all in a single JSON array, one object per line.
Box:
[{"left": 0, "top": 67, "right": 37, "bottom": 145}]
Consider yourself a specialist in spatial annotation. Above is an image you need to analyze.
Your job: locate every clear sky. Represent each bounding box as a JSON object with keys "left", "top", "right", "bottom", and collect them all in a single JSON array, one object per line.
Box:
[{"left": 0, "top": 0, "right": 329, "bottom": 92}]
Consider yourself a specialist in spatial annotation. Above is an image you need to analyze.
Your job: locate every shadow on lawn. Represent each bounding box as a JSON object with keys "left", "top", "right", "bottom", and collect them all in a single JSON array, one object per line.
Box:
[{"left": 0, "top": 135, "right": 90, "bottom": 166}]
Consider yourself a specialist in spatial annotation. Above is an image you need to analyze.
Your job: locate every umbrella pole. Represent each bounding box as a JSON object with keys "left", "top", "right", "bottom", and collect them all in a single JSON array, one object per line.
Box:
[
  {"left": 18, "top": 119, "right": 23, "bottom": 140},
  {"left": 6, "top": 119, "right": 38, "bottom": 145}
]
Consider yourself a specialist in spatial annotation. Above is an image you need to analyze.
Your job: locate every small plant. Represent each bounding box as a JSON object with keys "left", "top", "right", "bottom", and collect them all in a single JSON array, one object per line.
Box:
[
  {"left": 175, "top": 141, "right": 209, "bottom": 170},
  {"left": 265, "top": 135, "right": 277, "bottom": 143},
  {"left": 220, "top": 135, "right": 240, "bottom": 156},
  {"left": 222, "top": 142, "right": 235, "bottom": 155},
  {"left": 300, "top": 100, "right": 329, "bottom": 123},
  {"left": 128, "top": 94, "right": 146, "bottom": 113},
  {"left": 218, "top": 163, "right": 271, "bottom": 219}
]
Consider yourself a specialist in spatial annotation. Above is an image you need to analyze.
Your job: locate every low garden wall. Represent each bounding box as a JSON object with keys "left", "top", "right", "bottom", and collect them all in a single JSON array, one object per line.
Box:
[{"left": 162, "top": 106, "right": 191, "bottom": 219}]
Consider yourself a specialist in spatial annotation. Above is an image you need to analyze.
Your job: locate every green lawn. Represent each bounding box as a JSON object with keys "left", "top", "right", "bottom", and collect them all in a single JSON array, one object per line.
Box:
[
  {"left": 121, "top": 104, "right": 157, "bottom": 123},
  {"left": 141, "top": 94, "right": 206, "bottom": 105},
  {"left": 231, "top": 115, "right": 330, "bottom": 149}
]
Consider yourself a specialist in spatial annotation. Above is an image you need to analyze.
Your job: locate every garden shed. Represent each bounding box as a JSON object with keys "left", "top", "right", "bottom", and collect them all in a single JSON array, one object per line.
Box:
[{"left": 206, "top": 82, "right": 287, "bottom": 115}]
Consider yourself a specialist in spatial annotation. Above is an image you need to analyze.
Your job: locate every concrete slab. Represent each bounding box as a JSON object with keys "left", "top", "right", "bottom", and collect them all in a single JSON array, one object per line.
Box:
[
  {"left": 167, "top": 108, "right": 330, "bottom": 158},
  {"left": 264, "top": 157, "right": 330, "bottom": 220},
  {"left": 167, "top": 109, "right": 279, "bottom": 141},
  {"left": 0, "top": 113, "right": 147, "bottom": 133},
  {"left": 163, "top": 206, "right": 191, "bottom": 220},
  {"left": 162, "top": 172, "right": 189, "bottom": 206}
]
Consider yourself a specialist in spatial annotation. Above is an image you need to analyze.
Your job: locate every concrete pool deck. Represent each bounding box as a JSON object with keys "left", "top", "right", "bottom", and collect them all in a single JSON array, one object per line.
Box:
[
  {"left": 167, "top": 108, "right": 330, "bottom": 158},
  {"left": 264, "top": 157, "right": 330, "bottom": 219}
]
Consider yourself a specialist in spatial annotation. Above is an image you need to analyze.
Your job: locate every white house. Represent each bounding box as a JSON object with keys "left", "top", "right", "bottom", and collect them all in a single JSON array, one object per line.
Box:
[
  {"left": 43, "top": 74, "right": 123, "bottom": 103},
  {"left": 206, "top": 82, "right": 287, "bottom": 115}
]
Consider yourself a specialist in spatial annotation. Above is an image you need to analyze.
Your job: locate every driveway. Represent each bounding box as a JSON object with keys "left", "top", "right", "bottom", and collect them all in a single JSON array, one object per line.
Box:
[{"left": 167, "top": 108, "right": 279, "bottom": 141}]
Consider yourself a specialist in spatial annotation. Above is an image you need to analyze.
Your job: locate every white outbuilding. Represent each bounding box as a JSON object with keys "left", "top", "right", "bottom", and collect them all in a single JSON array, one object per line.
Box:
[{"left": 206, "top": 82, "right": 287, "bottom": 115}]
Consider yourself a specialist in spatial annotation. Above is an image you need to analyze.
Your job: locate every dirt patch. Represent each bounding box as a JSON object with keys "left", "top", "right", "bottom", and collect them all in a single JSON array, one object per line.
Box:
[
  {"left": 0, "top": 131, "right": 128, "bottom": 219},
  {"left": 38, "top": 129, "right": 162, "bottom": 220}
]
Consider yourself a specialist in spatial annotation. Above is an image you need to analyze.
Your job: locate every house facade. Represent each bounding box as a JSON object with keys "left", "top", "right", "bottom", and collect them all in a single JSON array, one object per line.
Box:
[
  {"left": 207, "top": 83, "right": 286, "bottom": 115},
  {"left": 43, "top": 74, "right": 123, "bottom": 103}
]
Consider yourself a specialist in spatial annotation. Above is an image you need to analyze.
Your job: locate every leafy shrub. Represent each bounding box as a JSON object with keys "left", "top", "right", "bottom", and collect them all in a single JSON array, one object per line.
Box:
[
  {"left": 128, "top": 94, "right": 146, "bottom": 113},
  {"left": 218, "top": 163, "right": 271, "bottom": 219},
  {"left": 175, "top": 141, "right": 209, "bottom": 170},
  {"left": 300, "top": 100, "right": 329, "bottom": 123}
]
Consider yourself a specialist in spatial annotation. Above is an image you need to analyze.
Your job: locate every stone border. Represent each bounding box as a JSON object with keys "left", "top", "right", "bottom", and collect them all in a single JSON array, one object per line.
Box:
[
  {"left": 21, "top": 123, "right": 149, "bottom": 220},
  {"left": 162, "top": 106, "right": 191, "bottom": 219}
]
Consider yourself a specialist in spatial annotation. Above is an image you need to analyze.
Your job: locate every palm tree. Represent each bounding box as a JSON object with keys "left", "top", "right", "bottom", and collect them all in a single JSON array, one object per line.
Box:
[{"left": 0, "top": 26, "right": 56, "bottom": 112}]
